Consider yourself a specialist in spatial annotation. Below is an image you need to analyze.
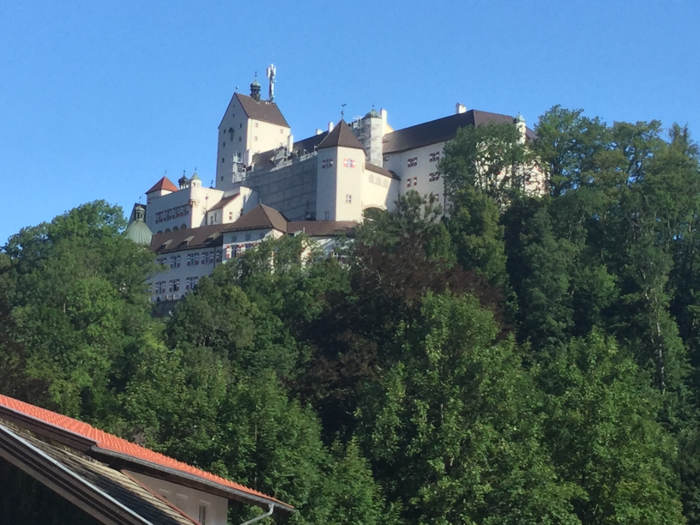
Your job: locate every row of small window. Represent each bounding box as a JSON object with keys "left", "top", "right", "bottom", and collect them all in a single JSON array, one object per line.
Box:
[
  {"left": 322, "top": 158, "right": 356, "bottom": 169},
  {"left": 153, "top": 277, "right": 200, "bottom": 294},
  {"left": 156, "top": 224, "right": 187, "bottom": 234},
  {"left": 406, "top": 172, "right": 441, "bottom": 188},
  {"left": 155, "top": 205, "right": 190, "bottom": 224},
  {"left": 230, "top": 231, "right": 266, "bottom": 242},
  {"left": 406, "top": 151, "right": 441, "bottom": 168},
  {"left": 157, "top": 251, "right": 221, "bottom": 268},
  {"left": 224, "top": 242, "right": 258, "bottom": 259}
]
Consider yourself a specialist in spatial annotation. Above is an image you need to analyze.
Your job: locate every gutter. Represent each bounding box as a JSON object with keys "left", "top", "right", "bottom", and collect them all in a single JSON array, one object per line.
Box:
[{"left": 240, "top": 503, "right": 275, "bottom": 525}]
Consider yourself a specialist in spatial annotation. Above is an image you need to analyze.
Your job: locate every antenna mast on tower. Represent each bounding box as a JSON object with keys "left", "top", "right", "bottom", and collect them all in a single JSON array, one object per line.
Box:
[{"left": 266, "top": 64, "right": 276, "bottom": 102}]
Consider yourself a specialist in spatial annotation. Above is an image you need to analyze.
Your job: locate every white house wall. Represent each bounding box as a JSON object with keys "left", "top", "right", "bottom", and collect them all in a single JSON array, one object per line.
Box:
[
  {"left": 147, "top": 185, "right": 224, "bottom": 233},
  {"left": 150, "top": 246, "right": 222, "bottom": 301},
  {"left": 316, "top": 149, "right": 337, "bottom": 221},
  {"left": 384, "top": 141, "right": 447, "bottom": 208},
  {"left": 333, "top": 146, "right": 365, "bottom": 221},
  {"left": 361, "top": 170, "right": 399, "bottom": 212}
]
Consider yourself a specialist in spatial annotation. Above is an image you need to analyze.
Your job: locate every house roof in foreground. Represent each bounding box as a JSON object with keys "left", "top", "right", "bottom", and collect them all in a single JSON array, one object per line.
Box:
[
  {"left": 0, "top": 420, "right": 196, "bottom": 524},
  {"left": 0, "top": 394, "right": 294, "bottom": 513}
]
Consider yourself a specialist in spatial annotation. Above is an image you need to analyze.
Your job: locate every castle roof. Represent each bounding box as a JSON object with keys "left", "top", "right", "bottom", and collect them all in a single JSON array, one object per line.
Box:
[
  {"left": 124, "top": 215, "right": 153, "bottom": 246},
  {"left": 318, "top": 120, "right": 364, "bottom": 150},
  {"left": 152, "top": 224, "right": 230, "bottom": 254},
  {"left": 293, "top": 131, "right": 328, "bottom": 155},
  {"left": 146, "top": 176, "right": 179, "bottom": 194},
  {"left": 0, "top": 393, "right": 293, "bottom": 514},
  {"left": 365, "top": 162, "right": 400, "bottom": 180},
  {"left": 224, "top": 204, "right": 288, "bottom": 233},
  {"left": 383, "top": 109, "right": 537, "bottom": 154},
  {"left": 235, "top": 93, "right": 290, "bottom": 128}
]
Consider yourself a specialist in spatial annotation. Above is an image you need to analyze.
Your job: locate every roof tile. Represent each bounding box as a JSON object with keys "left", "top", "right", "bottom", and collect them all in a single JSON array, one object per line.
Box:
[{"left": 146, "top": 177, "right": 179, "bottom": 194}]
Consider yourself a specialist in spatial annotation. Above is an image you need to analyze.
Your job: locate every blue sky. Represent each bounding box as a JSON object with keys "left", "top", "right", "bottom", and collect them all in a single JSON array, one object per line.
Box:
[{"left": 1, "top": 0, "right": 698, "bottom": 244}]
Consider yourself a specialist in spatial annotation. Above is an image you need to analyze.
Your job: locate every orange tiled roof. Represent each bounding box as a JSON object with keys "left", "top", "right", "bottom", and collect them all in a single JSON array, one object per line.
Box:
[
  {"left": 0, "top": 393, "right": 291, "bottom": 510},
  {"left": 146, "top": 176, "right": 179, "bottom": 194}
]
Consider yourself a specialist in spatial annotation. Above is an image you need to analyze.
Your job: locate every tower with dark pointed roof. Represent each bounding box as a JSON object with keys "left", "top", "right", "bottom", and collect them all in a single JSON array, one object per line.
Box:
[
  {"left": 216, "top": 69, "right": 291, "bottom": 191},
  {"left": 315, "top": 121, "right": 366, "bottom": 222}
]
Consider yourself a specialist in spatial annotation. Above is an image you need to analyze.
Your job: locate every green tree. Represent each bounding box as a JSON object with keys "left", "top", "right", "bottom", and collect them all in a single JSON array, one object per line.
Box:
[
  {"left": 441, "top": 121, "right": 533, "bottom": 209},
  {"left": 538, "top": 333, "right": 685, "bottom": 523},
  {"left": 2, "top": 201, "right": 158, "bottom": 420},
  {"left": 357, "top": 292, "right": 577, "bottom": 524}
]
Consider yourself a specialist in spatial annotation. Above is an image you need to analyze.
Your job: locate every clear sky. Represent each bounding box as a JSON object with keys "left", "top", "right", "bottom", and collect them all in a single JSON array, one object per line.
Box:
[{"left": 1, "top": 0, "right": 698, "bottom": 245}]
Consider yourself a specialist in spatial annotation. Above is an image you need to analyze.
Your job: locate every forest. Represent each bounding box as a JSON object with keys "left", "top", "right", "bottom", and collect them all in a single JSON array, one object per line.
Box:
[{"left": 0, "top": 106, "right": 698, "bottom": 524}]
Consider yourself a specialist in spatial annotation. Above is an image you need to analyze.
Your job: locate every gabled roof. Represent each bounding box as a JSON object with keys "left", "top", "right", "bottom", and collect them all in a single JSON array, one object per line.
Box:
[
  {"left": 0, "top": 393, "right": 293, "bottom": 513},
  {"left": 382, "top": 109, "right": 537, "bottom": 154},
  {"left": 0, "top": 421, "right": 197, "bottom": 524},
  {"left": 235, "top": 93, "right": 290, "bottom": 128},
  {"left": 293, "top": 131, "right": 328, "bottom": 155},
  {"left": 366, "top": 162, "right": 400, "bottom": 180},
  {"left": 146, "top": 177, "right": 179, "bottom": 194},
  {"left": 318, "top": 120, "right": 364, "bottom": 150},
  {"left": 225, "top": 204, "right": 288, "bottom": 233},
  {"left": 151, "top": 224, "right": 229, "bottom": 254}
]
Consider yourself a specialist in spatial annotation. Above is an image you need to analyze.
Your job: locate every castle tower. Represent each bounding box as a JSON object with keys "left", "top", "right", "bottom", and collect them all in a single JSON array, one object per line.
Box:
[
  {"left": 357, "top": 108, "right": 384, "bottom": 166},
  {"left": 315, "top": 120, "right": 366, "bottom": 221},
  {"left": 216, "top": 73, "right": 291, "bottom": 191}
]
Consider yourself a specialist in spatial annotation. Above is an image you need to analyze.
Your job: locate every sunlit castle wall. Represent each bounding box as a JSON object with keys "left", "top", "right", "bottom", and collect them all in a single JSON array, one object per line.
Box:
[
  {"left": 315, "top": 144, "right": 366, "bottom": 222},
  {"left": 216, "top": 93, "right": 291, "bottom": 192},
  {"left": 384, "top": 141, "right": 447, "bottom": 207},
  {"left": 360, "top": 166, "right": 399, "bottom": 212},
  {"left": 244, "top": 156, "right": 318, "bottom": 220},
  {"left": 146, "top": 177, "right": 224, "bottom": 234}
]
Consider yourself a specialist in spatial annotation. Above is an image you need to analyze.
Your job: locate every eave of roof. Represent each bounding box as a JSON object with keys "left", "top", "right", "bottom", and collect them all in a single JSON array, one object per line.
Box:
[
  {"left": 0, "top": 422, "right": 197, "bottom": 524},
  {"left": 365, "top": 162, "right": 400, "bottom": 180},
  {"left": 0, "top": 394, "right": 293, "bottom": 513}
]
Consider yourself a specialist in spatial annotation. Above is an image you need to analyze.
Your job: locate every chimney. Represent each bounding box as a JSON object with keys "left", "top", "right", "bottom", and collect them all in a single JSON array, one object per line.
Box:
[
  {"left": 328, "top": 121, "right": 334, "bottom": 132},
  {"left": 514, "top": 114, "right": 526, "bottom": 144},
  {"left": 456, "top": 103, "right": 467, "bottom": 114}
]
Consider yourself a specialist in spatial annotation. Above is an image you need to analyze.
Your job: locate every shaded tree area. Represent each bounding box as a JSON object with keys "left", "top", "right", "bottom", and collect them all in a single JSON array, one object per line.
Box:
[{"left": 1, "top": 105, "right": 698, "bottom": 523}]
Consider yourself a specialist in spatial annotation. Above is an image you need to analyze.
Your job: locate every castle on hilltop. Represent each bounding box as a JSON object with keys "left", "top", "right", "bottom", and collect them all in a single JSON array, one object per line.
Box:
[{"left": 126, "top": 65, "right": 542, "bottom": 302}]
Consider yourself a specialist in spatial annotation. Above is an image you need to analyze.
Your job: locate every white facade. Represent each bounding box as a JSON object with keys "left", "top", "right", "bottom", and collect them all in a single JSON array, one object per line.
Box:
[
  {"left": 385, "top": 141, "right": 446, "bottom": 206},
  {"left": 133, "top": 73, "right": 546, "bottom": 301},
  {"left": 216, "top": 93, "right": 291, "bottom": 191},
  {"left": 126, "top": 471, "right": 229, "bottom": 525},
  {"left": 147, "top": 177, "right": 225, "bottom": 234}
]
